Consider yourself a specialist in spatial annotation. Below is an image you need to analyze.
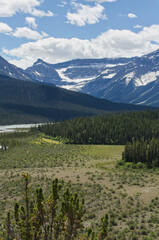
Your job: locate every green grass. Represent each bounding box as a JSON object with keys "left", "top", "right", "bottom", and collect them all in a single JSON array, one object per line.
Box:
[{"left": 1, "top": 132, "right": 159, "bottom": 239}]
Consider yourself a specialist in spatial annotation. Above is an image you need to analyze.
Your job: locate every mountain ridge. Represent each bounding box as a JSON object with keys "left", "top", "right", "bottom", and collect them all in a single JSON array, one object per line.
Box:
[
  {"left": 1, "top": 49, "right": 159, "bottom": 107},
  {"left": 0, "top": 56, "right": 33, "bottom": 82},
  {"left": 24, "top": 49, "right": 159, "bottom": 107},
  {"left": 0, "top": 73, "right": 153, "bottom": 125}
]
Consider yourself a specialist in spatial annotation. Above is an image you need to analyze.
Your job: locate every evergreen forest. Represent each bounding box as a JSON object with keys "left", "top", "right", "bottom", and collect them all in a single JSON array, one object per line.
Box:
[
  {"left": 122, "top": 138, "right": 159, "bottom": 168},
  {"left": 38, "top": 110, "right": 159, "bottom": 145}
]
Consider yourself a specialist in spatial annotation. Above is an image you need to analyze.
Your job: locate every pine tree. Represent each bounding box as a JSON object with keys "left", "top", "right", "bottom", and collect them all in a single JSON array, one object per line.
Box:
[{"left": 3, "top": 174, "right": 109, "bottom": 240}]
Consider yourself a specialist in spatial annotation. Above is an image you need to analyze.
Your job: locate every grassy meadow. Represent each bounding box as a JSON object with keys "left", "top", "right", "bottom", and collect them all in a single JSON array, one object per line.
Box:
[{"left": 1, "top": 132, "right": 159, "bottom": 239}]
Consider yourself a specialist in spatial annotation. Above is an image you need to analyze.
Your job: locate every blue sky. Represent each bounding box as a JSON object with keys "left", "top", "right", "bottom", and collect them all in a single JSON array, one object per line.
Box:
[{"left": 0, "top": 0, "right": 159, "bottom": 69}]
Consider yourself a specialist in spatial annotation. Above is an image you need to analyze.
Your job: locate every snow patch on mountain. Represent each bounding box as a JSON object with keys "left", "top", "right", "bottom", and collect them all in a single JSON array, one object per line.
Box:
[
  {"left": 101, "top": 69, "right": 110, "bottom": 75},
  {"left": 105, "top": 63, "right": 127, "bottom": 68},
  {"left": 135, "top": 71, "right": 159, "bottom": 87},
  {"left": 34, "top": 71, "right": 43, "bottom": 77},
  {"left": 56, "top": 66, "right": 98, "bottom": 87},
  {"left": 60, "top": 76, "right": 95, "bottom": 91},
  {"left": 56, "top": 68, "right": 73, "bottom": 82},
  {"left": 124, "top": 72, "right": 135, "bottom": 85},
  {"left": 103, "top": 73, "right": 116, "bottom": 79}
]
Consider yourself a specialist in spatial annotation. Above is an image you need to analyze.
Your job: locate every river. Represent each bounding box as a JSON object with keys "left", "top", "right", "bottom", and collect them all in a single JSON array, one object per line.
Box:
[{"left": 0, "top": 123, "right": 41, "bottom": 133}]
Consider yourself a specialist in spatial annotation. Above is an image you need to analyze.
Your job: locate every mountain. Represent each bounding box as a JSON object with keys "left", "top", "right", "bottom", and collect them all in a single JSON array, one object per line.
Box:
[
  {"left": 0, "top": 74, "right": 151, "bottom": 125},
  {"left": 1, "top": 50, "right": 159, "bottom": 107},
  {"left": 26, "top": 59, "right": 61, "bottom": 85},
  {"left": 25, "top": 49, "right": 159, "bottom": 107},
  {"left": 25, "top": 57, "right": 132, "bottom": 89},
  {"left": 82, "top": 49, "right": 159, "bottom": 107},
  {"left": 0, "top": 56, "right": 33, "bottom": 81}
]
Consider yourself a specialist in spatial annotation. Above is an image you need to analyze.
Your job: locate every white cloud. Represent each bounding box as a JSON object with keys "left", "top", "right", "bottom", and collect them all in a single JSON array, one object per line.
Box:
[
  {"left": 12, "top": 27, "right": 48, "bottom": 40},
  {"left": 66, "top": 3, "right": 107, "bottom": 26},
  {"left": 58, "top": 1, "right": 67, "bottom": 7},
  {"left": 41, "top": 31, "right": 49, "bottom": 38},
  {"left": 0, "top": 22, "right": 13, "bottom": 33},
  {"left": 134, "top": 24, "right": 143, "bottom": 29},
  {"left": 4, "top": 25, "right": 159, "bottom": 69},
  {"left": 128, "top": 13, "right": 137, "bottom": 19},
  {"left": 31, "top": 9, "right": 53, "bottom": 17},
  {"left": 140, "top": 25, "right": 159, "bottom": 43},
  {"left": 0, "top": 0, "right": 54, "bottom": 17},
  {"left": 26, "top": 17, "right": 37, "bottom": 29}
]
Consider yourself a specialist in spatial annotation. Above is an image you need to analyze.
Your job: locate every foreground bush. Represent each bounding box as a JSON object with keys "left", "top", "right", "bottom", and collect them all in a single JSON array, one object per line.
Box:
[{"left": 1, "top": 173, "right": 108, "bottom": 240}]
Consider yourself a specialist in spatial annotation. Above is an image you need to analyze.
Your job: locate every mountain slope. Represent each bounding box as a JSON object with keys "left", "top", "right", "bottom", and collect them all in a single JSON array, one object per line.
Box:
[
  {"left": 82, "top": 49, "right": 159, "bottom": 106},
  {"left": 26, "top": 59, "right": 61, "bottom": 85},
  {"left": 25, "top": 49, "right": 159, "bottom": 107},
  {"left": 0, "top": 56, "right": 33, "bottom": 81},
  {"left": 1, "top": 49, "right": 159, "bottom": 107},
  {"left": 25, "top": 57, "right": 132, "bottom": 89},
  {"left": 0, "top": 74, "right": 151, "bottom": 125}
]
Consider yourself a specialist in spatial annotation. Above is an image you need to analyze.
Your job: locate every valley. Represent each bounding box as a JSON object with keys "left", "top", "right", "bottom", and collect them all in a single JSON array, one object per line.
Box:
[
  {"left": 0, "top": 1, "right": 159, "bottom": 239},
  {"left": 1, "top": 131, "right": 159, "bottom": 239},
  {"left": 0, "top": 53, "right": 159, "bottom": 239}
]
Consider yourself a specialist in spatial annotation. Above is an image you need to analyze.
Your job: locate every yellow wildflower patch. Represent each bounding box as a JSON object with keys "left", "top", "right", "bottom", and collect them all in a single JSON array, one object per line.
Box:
[{"left": 30, "top": 137, "right": 61, "bottom": 145}]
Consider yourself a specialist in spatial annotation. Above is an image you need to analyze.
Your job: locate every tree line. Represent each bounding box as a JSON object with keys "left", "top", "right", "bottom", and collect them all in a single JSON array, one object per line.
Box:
[
  {"left": 122, "top": 138, "right": 159, "bottom": 168},
  {"left": 38, "top": 110, "right": 159, "bottom": 145}
]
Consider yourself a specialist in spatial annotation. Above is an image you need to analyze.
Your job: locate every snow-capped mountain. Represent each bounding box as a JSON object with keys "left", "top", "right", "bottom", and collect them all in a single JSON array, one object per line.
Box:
[
  {"left": 82, "top": 49, "right": 159, "bottom": 107},
  {"left": 25, "top": 49, "right": 159, "bottom": 107},
  {"left": 26, "top": 59, "right": 61, "bottom": 85},
  {"left": 1, "top": 49, "right": 159, "bottom": 107},
  {"left": 0, "top": 56, "right": 32, "bottom": 81},
  {"left": 25, "top": 57, "right": 132, "bottom": 90}
]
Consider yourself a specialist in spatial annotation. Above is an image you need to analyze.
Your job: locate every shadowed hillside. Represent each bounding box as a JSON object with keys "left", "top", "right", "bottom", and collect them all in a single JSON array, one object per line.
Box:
[{"left": 0, "top": 74, "right": 153, "bottom": 125}]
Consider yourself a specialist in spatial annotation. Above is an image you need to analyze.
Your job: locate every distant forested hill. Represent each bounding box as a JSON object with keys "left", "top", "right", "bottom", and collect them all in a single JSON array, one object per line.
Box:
[{"left": 0, "top": 74, "right": 153, "bottom": 125}]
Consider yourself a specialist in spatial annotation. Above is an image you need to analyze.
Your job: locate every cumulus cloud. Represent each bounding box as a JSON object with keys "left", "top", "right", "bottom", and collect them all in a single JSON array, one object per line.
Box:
[
  {"left": 26, "top": 17, "right": 37, "bottom": 29},
  {"left": 4, "top": 25, "right": 159, "bottom": 69},
  {"left": 0, "top": 0, "right": 54, "bottom": 17},
  {"left": 66, "top": 3, "right": 107, "bottom": 26},
  {"left": 140, "top": 25, "right": 159, "bottom": 43},
  {"left": 31, "top": 9, "right": 53, "bottom": 17},
  {"left": 0, "top": 22, "right": 13, "bottom": 33},
  {"left": 128, "top": 13, "right": 137, "bottom": 18},
  {"left": 12, "top": 27, "right": 48, "bottom": 40}
]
